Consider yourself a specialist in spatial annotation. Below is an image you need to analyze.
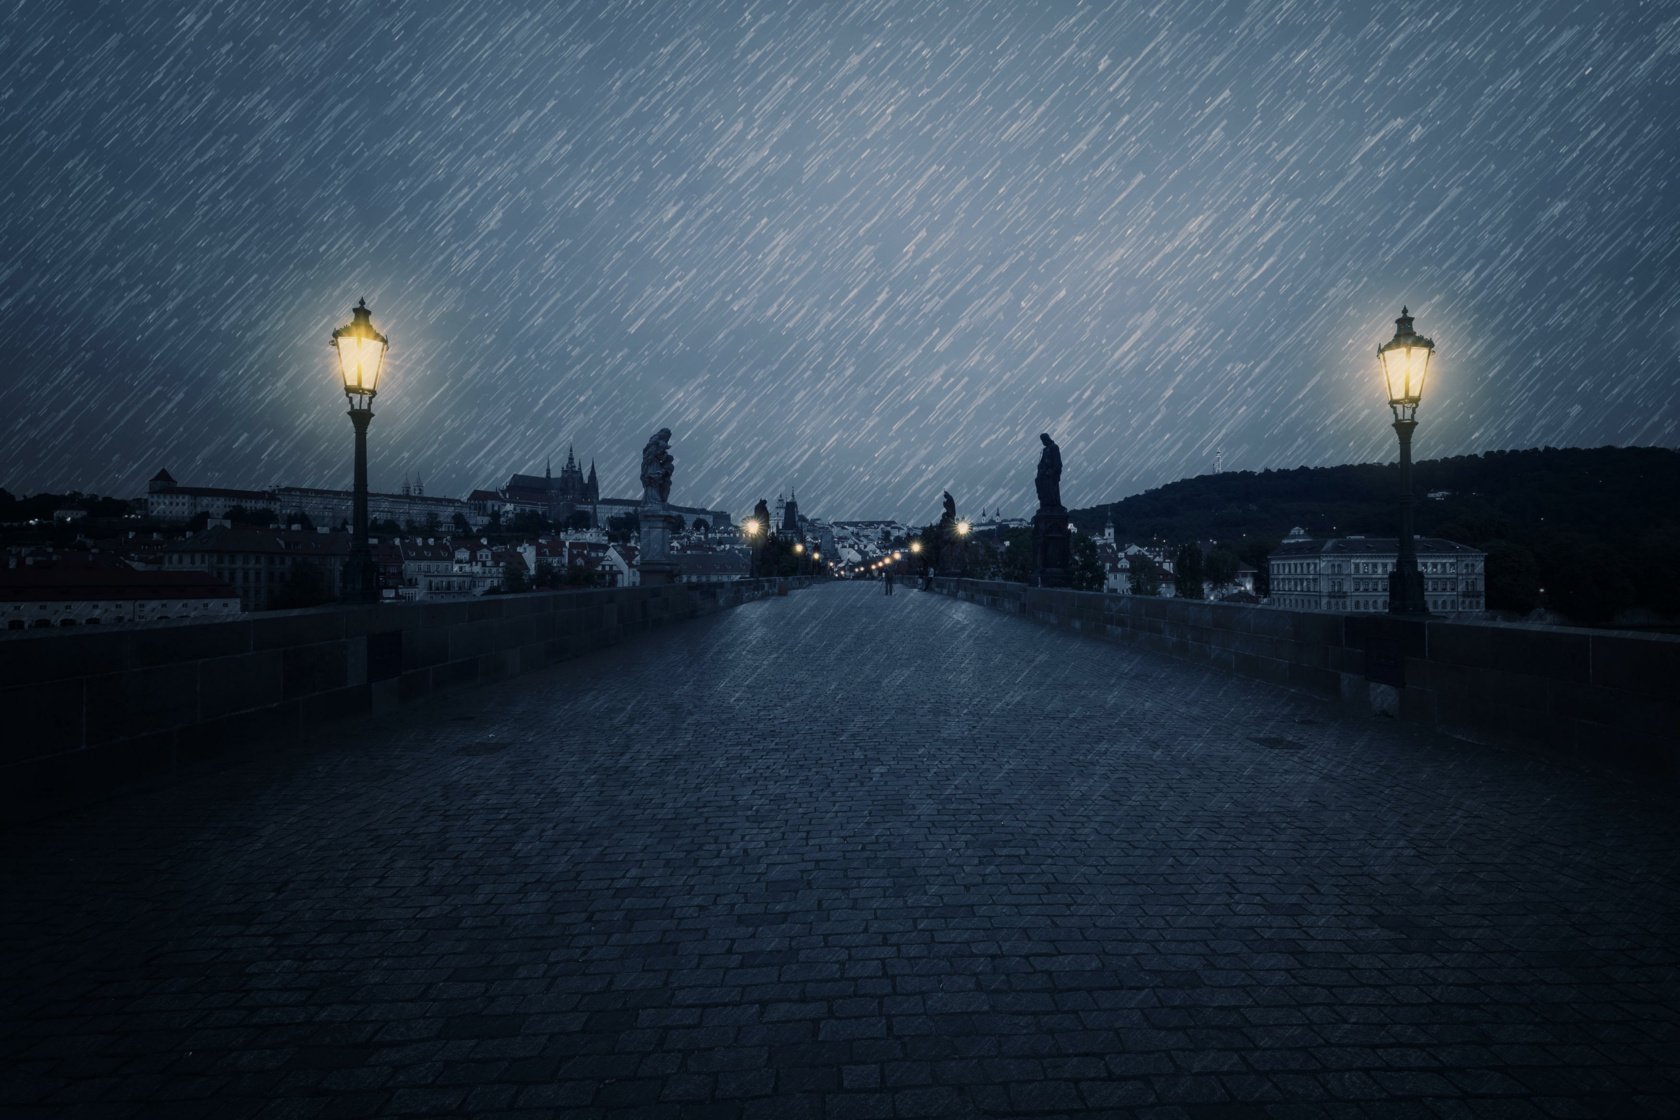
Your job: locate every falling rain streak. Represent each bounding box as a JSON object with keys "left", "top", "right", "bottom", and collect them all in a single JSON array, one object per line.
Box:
[{"left": 0, "top": 1, "right": 1675, "bottom": 519}]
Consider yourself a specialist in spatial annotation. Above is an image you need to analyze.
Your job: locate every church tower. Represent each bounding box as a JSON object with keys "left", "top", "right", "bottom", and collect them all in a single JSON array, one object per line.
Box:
[{"left": 778, "top": 489, "right": 802, "bottom": 542}]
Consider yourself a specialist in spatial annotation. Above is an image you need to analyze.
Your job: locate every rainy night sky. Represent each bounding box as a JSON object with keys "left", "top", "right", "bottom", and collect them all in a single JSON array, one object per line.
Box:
[{"left": 2, "top": 1, "right": 1677, "bottom": 522}]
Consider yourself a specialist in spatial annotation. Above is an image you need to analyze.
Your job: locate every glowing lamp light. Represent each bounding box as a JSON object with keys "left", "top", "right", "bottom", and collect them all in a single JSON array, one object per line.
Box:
[
  {"left": 956, "top": 520, "right": 971, "bottom": 537},
  {"left": 1378, "top": 306, "right": 1434, "bottom": 422},
  {"left": 332, "top": 298, "right": 389, "bottom": 406},
  {"left": 793, "top": 542, "right": 804, "bottom": 554},
  {"left": 910, "top": 540, "right": 923, "bottom": 554},
  {"left": 743, "top": 518, "right": 762, "bottom": 538}
]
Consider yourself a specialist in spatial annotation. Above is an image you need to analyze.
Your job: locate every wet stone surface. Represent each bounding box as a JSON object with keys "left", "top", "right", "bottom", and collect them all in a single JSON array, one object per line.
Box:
[{"left": 3, "top": 582, "right": 1677, "bottom": 1118}]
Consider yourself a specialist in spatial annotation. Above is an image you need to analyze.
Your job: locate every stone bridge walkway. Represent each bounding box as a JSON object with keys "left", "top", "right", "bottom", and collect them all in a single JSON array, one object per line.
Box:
[{"left": 4, "top": 583, "right": 1677, "bottom": 1119}]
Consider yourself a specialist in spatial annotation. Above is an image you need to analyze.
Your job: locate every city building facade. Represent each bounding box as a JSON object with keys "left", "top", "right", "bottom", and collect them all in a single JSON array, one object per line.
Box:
[
  {"left": 1268, "top": 528, "right": 1485, "bottom": 615},
  {"left": 161, "top": 526, "right": 351, "bottom": 611},
  {"left": 1, "top": 563, "right": 240, "bottom": 629}
]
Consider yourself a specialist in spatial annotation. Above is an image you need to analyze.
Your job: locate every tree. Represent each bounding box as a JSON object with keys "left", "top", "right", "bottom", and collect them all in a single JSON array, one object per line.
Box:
[
  {"left": 1071, "top": 534, "right": 1105, "bottom": 591},
  {"left": 1539, "top": 533, "right": 1633, "bottom": 627},
  {"left": 283, "top": 510, "right": 315, "bottom": 531},
  {"left": 564, "top": 510, "right": 593, "bottom": 531},
  {"left": 451, "top": 512, "right": 471, "bottom": 535},
  {"left": 998, "top": 526, "right": 1034, "bottom": 584},
  {"left": 1174, "top": 543, "right": 1205, "bottom": 600},
  {"left": 1128, "top": 554, "right": 1163, "bottom": 596},
  {"left": 1238, "top": 538, "right": 1277, "bottom": 598},
  {"left": 506, "top": 510, "right": 550, "bottom": 537},
  {"left": 1482, "top": 539, "right": 1541, "bottom": 615},
  {"left": 1204, "top": 547, "right": 1240, "bottom": 594},
  {"left": 692, "top": 518, "right": 709, "bottom": 538},
  {"left": 1632, "top": 523, "right": 1680, "bottom": 617},
  {"left": 533, "top": 559, "right": 560, "bottom": 589},
  {"left": 502, "top": 561, "right": 529, "bottom": 593}
]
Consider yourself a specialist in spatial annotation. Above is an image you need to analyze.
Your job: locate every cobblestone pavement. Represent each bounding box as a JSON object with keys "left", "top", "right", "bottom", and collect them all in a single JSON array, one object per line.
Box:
[{"left": 4, "top": 583, "right": 1678, "bottom": 1119}]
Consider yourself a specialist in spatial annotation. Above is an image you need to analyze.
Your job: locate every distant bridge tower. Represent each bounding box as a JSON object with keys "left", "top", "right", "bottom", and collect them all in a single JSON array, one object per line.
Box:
[{"left": 1215, "top": 448, "right": 1224, "bottom": 475}]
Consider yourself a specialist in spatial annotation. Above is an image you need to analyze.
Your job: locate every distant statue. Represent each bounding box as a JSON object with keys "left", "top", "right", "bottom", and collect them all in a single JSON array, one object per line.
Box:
[
  {"left": 640, "top": 427, "right": 673, "bottom": 504},
  {"left": 1035, "top": 433, "right": 1063, "bottom": 509},
  {"left": 941, "top": 491, "right": 957, "bottom": 523},
  {"left": 753, "top": 498, "right": 770, "bottom": 530}
]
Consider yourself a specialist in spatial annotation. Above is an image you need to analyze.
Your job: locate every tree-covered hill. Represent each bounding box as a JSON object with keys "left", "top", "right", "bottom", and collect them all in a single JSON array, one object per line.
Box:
[{"left": 1073, "top": 446, "right": 1680, "bottom": 625}]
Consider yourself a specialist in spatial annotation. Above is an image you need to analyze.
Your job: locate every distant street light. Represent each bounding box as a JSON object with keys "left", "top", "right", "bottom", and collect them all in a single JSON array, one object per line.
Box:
[
  {"left": 331, "top": 299, "right": 388, "bottom": 603},
  {"left": 743, "top": 517, "right": 763, "bottom": 578},
  {"left": 1378, "top": 306, "right": 1434, "bottom": 616},
  {"left": 955, "top": 520, "right": 971, "bottom": 537}
]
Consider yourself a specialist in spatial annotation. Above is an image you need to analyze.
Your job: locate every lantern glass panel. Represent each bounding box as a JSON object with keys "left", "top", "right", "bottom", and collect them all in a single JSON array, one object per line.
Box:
[
  {"left": 337, "top": 331, "right": 386, "bottom": 395},
  {"left": 1382, "top": 342, "right": 1430, "bottom": 405}
]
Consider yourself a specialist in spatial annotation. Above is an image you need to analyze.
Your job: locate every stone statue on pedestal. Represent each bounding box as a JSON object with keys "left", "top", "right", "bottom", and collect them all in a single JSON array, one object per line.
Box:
[
  {"left": 1035, "top": 433, "right": 1063, "bottom": 511},
  {"left": 638, "top": 428, "right": 679, "bottom": 585},
  {"left": 937, "top": 490, "right": 964, "bottom": 577},
  {"left": 640, "top": 428, "right": 673, "bottom": 506},
  {"left": 1032, "top": 432, "right": 1071, "bottom": 588}
]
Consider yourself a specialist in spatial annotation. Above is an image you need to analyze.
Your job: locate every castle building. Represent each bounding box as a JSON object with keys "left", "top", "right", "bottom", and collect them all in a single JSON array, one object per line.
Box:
[
  {"left": 147, "top": 469, "right": 476, "bottom": 532},
  {"left": 500, "top": 447, "right": 597, "bottom": 526},
  {"left": 145, "top": 469, "right": 271, "bottom": 523}
]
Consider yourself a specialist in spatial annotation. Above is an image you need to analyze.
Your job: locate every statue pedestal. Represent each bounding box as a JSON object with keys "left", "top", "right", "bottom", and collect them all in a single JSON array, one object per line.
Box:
[
  {"left": 937, "top": 515, "right": 964, "bottom": 577},
  {"left": 1032, "top": 507, "right": 1071, "bottom": 588},
  {"left": 639, "top": 504, "right": 680, "bottom": 586}
]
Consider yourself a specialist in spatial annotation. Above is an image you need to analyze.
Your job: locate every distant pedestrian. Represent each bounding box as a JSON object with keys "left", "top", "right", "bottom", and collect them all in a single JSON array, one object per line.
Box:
[{"left": 884, "top": 569, "right": 894, "bottom": 595}]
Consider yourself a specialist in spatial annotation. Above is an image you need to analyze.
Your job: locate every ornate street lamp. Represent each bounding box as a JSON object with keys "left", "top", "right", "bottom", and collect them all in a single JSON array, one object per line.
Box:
[
  {"left": 332, "top": 299, "right": 389, "bottom": 603},
  {"left": 1378, "top": 306, "right": 1434, "bottom": 615}
]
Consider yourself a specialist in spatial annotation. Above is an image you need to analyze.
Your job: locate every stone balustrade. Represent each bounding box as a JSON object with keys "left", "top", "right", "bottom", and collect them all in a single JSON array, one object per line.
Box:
[
  {"left": 2, "top": 579, "right": 808, "bottom": 823},
  {"left": 933, "top": 578, "right": 1677, "bottom": 785}
]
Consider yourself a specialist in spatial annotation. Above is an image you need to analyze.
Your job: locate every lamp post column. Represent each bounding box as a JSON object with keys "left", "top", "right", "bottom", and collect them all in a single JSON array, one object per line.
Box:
[
  {"left": 331, "top": 298, "right": 389, "bottom": 605},
  {"left": 1377, "top": 306, "right": 1433, "bottom": 617},
  {"left": 1389, "top": 416, "right": 1426, "bottom": 614},
  {"left": 346, "top": 409, "right": 377, "bottom": 602}
]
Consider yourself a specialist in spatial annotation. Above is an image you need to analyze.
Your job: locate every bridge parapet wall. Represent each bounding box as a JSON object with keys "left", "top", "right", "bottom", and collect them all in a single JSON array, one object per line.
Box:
[
  {"left": 934, "top": 579, "right": 1677, "bottom": 785},
  {"left": 2, "top": 578, "right": 807, "bottom": 824}
]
